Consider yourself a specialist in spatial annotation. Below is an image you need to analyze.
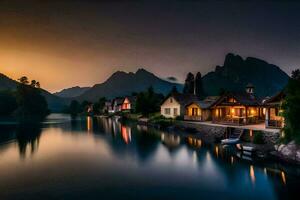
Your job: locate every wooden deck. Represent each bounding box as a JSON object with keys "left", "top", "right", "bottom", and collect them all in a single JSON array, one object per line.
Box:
[{"left": 184, "top": 115, "right": 202, "bottom": 121}]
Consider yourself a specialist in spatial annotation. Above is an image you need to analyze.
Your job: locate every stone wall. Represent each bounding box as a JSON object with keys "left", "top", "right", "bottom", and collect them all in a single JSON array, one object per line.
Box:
[
  {"left": 177, "top": 121, "right": 226, "bottom": 143},
  {"left": 262, "top": 131, "right": 280, "bottom": 145}
]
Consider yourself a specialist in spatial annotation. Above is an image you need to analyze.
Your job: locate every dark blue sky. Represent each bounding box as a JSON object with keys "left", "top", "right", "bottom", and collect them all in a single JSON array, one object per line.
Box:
[{"left": 0, "top": 0, "right": 299, "bottom": 92}]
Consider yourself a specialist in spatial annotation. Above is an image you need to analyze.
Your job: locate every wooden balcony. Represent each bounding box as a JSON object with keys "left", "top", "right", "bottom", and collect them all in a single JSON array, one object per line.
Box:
[
  {"left": 266, "top": 120, "right": 283, "bottom": 129},
  {"left": 184, "top": 115, "right": 202, "bottom": 121},
  {"left": 212, "top": 116, "right": 261, "bottom": 126}
]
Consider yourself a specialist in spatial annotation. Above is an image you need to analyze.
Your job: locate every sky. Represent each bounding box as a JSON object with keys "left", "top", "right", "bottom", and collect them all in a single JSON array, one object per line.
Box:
[{"left": 0, "top": 0, "right": 299, "bottom": 92}]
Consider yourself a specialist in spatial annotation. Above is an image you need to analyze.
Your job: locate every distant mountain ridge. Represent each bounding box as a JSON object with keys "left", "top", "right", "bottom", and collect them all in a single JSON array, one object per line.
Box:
[
  {"left": 76, "top": 68, "right": 183, "bottom": 101},
  {"left": 202, "top": 53, "right": 290, "bottom": 97},
  {"left": 54, "top": 86, "right": 91, "bottom": 98},
  {"left": 0, "top": 73, "right": 67, "bottom": 112}
]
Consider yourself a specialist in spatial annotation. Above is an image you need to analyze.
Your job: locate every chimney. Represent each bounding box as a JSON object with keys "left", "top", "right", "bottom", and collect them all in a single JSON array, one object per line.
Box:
[{"left": 246, "top": 83, "right": 254, "bottom": 95}]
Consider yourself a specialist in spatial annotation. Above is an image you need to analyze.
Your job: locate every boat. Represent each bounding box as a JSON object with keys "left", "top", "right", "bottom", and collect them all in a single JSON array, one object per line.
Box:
[{"left": 221, "top": 128, "right": 243, "bottom": 145}]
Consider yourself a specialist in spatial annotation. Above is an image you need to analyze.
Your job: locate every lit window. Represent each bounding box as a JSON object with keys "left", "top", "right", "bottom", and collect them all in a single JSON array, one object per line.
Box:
[
  {"left": 174, "top": 108, "right": 178, "bottom": 116},
  {"left": 165, "top": 108, "right": 171, "bottom": 115}
]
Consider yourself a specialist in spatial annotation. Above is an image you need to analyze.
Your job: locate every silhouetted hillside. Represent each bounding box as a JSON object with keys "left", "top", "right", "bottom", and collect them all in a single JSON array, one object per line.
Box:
[
  {"left": 202, "top": 53, "right": 290, "bottom": 97},
  {"left": 76, "top": 68, "right": 183, "bottom": 101},
  {"left": 0, "top": 73, "right": 67, "bottom": 112},
  {"left": 54, "top": 86, "right": 91, "bottom": 98}
]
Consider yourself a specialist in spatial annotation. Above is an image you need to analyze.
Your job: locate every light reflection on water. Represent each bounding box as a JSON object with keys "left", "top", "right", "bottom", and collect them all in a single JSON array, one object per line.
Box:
[{"left": 0, "top": 114, "right": 299, "bottom": 200}]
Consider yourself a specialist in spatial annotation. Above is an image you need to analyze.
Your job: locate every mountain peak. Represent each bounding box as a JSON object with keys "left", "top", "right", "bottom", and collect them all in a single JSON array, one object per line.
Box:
[
  {"left": 203, "top": 53, "right": 289, "bottom": 97},
  {"left": 77, "top": 68, "right": 183, "bottom": 101}
]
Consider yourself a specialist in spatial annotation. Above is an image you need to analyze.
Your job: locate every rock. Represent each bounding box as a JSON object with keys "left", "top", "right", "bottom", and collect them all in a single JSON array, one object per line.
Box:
[
  {"left": 276, "top": 141, "right": 300, "bottom": 164},
  {"left": 296, "top": 151, "right": 300, "bottom": 163}
]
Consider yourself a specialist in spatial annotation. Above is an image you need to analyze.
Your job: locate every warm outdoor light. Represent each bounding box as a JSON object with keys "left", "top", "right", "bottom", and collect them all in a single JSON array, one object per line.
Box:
[
  {"left": 250, "top": 165, "right": 256, "bottom": 184},
  {"left": 281, "top": 171, "right": 286, "bottom": 185}
]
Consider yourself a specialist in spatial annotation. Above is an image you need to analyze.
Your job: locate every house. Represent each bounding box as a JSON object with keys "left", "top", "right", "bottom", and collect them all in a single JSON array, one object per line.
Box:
[
  {"left": 184, "top": 96, "right": 219, "bottom": 121},
  {"left": 211, "top": 84, "right": 265, "bottom": 125},
  {"left": 113, "top": 97, "right": 124, "bottom": 112},
  {"left": 263, "top": 91, "right": 285, "bottom": 129},
  {"left": 160, "top": 93, "right": 199, "bottom": 118},
  {"left": 121, "top": 96, "right": 136, "bottom": 112},
  {"left": 103, "top": 101, "right": 114, "bottom": 114}
]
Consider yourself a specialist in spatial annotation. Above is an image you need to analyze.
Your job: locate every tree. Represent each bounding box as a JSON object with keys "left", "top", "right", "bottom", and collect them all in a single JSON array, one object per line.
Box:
[
  {"left": 183, "top": 72, "right": 195, "bottom": 94},
  {"left": 283, "top": 69, "right": 300, "bottom": 143},
  {"left": 292, "top": 69, "right": 300, "bottom": 80},
  {"left": 31, "top": 80, "right": 37, "bottom": 87},
  {"left": 93, "top": 97, "right": 107, "bottom": 114},
  {"left": 36, "top": 82, "right": 40, "bottom": 88},
  {"left": 170, "top": 86, "right": 178, "bottom": 94},
  {"left": 69, "top": 100, "right": 81, "bottom": 116},
  {"left": 135, "top": 87, "right": 164, "bottom": 116},
  {"left": 15, "top": 78, "right": 49, "bottom": 120},
  {"left": 195, "top": 72, "right": 204, "bottom": 98},
  {"left": 18, "top": 76, "right": 29, "bottom": 85},
  {"left": 0, "top": 90, "right": 18, "bottom": 115}
]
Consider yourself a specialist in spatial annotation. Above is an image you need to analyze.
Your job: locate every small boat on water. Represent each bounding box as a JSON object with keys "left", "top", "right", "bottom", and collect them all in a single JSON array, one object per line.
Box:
[{"left": 221, "top": 129, "right": 243, "bottom": 145}]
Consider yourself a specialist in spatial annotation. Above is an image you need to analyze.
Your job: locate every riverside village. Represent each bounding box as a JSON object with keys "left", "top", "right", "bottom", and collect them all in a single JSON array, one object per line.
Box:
[
  {"left": 1, "top": 1, "right": 300, "bottom": 199},
  {"left": 86, "top": 72, "right": 296, "bottom": 165}
]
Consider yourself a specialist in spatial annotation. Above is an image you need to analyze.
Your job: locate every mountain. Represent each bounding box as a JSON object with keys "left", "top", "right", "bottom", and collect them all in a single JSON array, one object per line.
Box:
[
  {"left": 76, "top": 68, "right": 183, "bottom": 101},
  {"left": 0, "top": 73, "right": 18, "bottom": 90},
  {"left": 202, "top": 53, "right": 290, "bottom": 97},
  {"left": 0, "top": 73, "right": 67, "bottom": 112},
  {"left": 54, "top": 86, "right": 91, "bottom": 98}
]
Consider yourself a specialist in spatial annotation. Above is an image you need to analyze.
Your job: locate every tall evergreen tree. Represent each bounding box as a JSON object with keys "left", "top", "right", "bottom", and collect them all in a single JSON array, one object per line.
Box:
[
  {"left": 283, "top": 69, "right": 300, "bottom": 143},
  {"left": 183, "top": 72, "right": 195, "bottom": 94},
  {"left": 195, "top": 72, "right": 204, "bottom": 98}
]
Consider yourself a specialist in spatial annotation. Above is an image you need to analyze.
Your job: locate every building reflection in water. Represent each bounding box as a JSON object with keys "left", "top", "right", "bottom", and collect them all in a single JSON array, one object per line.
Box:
[
  {"left": 215, "top": 146, "right": 219, "bottom": 158},
  {"left": 187, "top": 137, "right": 202, "bottom": 148},
  {"left": 231, "top": 156, "right": 234, "bottom": 165},
  {"left": 250, "top": 165, "right": 255, "bottom": 184},
  {"left": 281, "top": 171, "right": 286, "bottom": 185},
  {"left": 160, "top": 133, "right": 181, "bottom": 149},
  {"left": 87, "top": 116, "right": 93, "bottom": 132},
  {"left": 121, "top": 125, "right": 131, "bottom": 144}
]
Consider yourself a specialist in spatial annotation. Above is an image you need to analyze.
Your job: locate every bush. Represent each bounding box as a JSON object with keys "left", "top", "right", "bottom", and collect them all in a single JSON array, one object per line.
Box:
[{"left": 253, "top": 131, "right": 265, "bottom": 144}]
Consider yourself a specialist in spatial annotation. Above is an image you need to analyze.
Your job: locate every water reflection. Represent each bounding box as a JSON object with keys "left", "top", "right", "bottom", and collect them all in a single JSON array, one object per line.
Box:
[
  {"left": 250, "top": 165, "right": 256, "bottom": 184},
  {"left": 0, "top": 114, "right": 299, "bottom": 200},
  {"left": 17, "top": 125, "right": 41, "bottom": 158}
]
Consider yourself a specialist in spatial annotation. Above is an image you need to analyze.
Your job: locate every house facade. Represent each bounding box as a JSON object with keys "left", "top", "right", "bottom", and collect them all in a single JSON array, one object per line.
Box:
[
  {"left": 121, "top": 96, "right": 136, "bottom": 112},
  {"left": 184, "top": 96, "right": 219, "bottom": 121},
  {"left": 211, "top": 84, "right": 265, "bottom": 126},
  {"left": 263, "top": 91, "right": 285, "bottom": 129},
  {"left": 160, "top": 93, "right": 198, "bottom": 118}
]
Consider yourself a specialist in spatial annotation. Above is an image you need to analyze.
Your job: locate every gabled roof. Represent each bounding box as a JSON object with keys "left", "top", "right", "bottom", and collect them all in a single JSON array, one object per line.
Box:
[
  {"left": 263, "top": 91, "right": 286, "bottom": 105},
  {"left": 186, "top": 96, "right": 220, "bottom": 109},
  {"left": 203, "top": 96, "right": 220, "bottom": 103},
  {"left": 185, "top": 101, "right": 213, "bottom": 109},
  {"left": 162, "top": 92, "right": 199, "bottom": 107},
  {"left": 125, "top": 96, "right": 137, "bottom": 104},
  {"left": 113, "top": 97, "right": 124, "bottom": 105},
  {"left": 211, "top": 91, "right": 261, "bottom": 107}
]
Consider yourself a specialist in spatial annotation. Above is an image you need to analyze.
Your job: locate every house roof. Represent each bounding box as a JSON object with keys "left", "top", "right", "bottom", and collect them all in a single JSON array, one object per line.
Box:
[
  {"left": 113, "top": 98, "right": 124, "bottom": 105},
  {"left": 263, "top": 91, "right": 286, "bottom": 105},
  {"left": 185, "top": 96, "right": 220, "bottom": 109},
  {"left": 168, "top": 93, "right": 199, "bottom": 106},
  {"left": 185, "top": 101, "right": 213, "bottom": 109},
  {"left": 125, "top": 96, "right": 137, "bottom": 104},
  {"left": 212, "top": 91, "right": 261, "bottom": 107},
  {"left": 203, "top": 96, "right": 220, "bottom": 103}
]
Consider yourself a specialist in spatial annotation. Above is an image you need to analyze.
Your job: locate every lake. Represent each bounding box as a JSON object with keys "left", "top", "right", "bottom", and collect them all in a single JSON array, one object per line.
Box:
[{"left": 0, "top": 114, "right": 299, "bottom": 200}]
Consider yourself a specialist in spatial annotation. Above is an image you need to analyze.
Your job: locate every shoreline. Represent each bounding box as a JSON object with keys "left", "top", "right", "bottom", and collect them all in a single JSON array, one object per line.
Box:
[{"left": 110, "top": 113, "right": 300, "bottom": 165}]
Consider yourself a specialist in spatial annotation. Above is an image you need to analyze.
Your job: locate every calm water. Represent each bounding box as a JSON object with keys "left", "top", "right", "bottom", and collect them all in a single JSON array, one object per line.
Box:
[{"left": 0, "top": 114, "right": 299, "bottom": 200}]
